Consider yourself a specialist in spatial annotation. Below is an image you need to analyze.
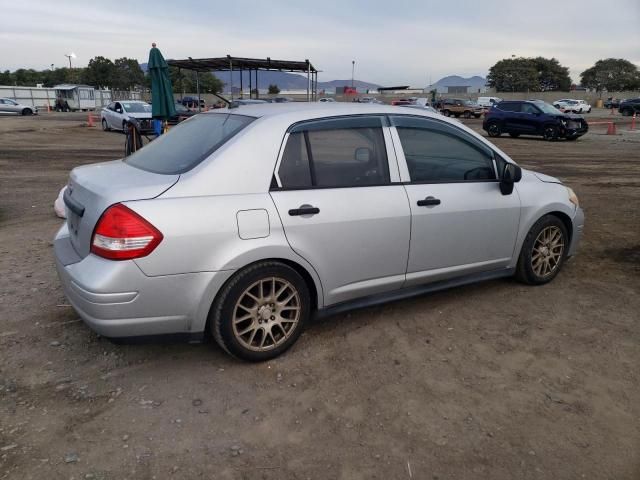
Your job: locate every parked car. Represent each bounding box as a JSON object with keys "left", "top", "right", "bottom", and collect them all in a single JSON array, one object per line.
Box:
[
  {"left": 55, "top": 103, "right": 584, "bottom": 361},
  {"left": 167, "top": 102, "right": 198, "bottom": 125},
  {"left": 476, "top": 96, "right": 502, "bottom": 108},
  {"left": 101, "top": 101, "right": 153, "bottom": 133},
  {"left": 359, "top": 97, "right": 383, "bottom": 104},
  {"left": 179, "top": 96, "right": 205, "bottom": 109},
  {"left": 618, "top": 98, "right": 640, "bottom": 116},
  {"left": 0, "top": 97, "right": 38, "bottom": 116},
  {"left": 439, "top": 98, "right": 483, "bottom": 118},
  {"left": 318, "top": 98, "right": 336, "bottom": 103},
  {"left": 553, "top": 99, "right": 591, "bottom": 113},
  {"left": 266, "top": 97, "right": 294, "bottom": 103},
  {"left": 229, "top": 99, "right": 269, "bottom": 108},
  {"left": 391, "top": 99, "right": 413, "bottom": 106},
  {"left": 604, "top": 97, "right": 622, "bottom": 109},
  {"left": 484, "top": 100, "right": 588, "bottom": 141}
]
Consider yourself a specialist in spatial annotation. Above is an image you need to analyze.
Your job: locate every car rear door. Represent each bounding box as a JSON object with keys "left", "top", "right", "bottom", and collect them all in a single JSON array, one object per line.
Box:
[
  {"left": 390, "top": 115, "right": 521, "bottom": 286},
  {"left": 270, "top": 116, "right": 411, "bottom": 306}
]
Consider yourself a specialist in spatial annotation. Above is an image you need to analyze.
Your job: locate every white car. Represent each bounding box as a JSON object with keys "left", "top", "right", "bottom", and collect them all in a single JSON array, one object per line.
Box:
[
  {"left": 553, "top": 99, "right": 590, "bottom": 114},
  {"left": 477, "top": 96, "right": 502, "bottom": 108},
  {"left": 101, "top": 100, "right": 152, "bottom": 132},
  {"left": 0, "top": 97, "right": 38, "bottom": 116}
]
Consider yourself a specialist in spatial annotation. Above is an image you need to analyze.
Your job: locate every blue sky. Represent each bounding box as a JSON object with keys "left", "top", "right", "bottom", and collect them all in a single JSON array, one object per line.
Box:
[{"left": 1, "top": 0, "right": 639, "bottom": 85}]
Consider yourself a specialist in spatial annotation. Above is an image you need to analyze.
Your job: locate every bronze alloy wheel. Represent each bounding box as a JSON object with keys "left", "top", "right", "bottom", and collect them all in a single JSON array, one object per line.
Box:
[
  {"left": 232, "top": 277, "right": 301, "bottom": 352},
  {"left": 531, "top": 225, "right": 565, "bottom": 278}
]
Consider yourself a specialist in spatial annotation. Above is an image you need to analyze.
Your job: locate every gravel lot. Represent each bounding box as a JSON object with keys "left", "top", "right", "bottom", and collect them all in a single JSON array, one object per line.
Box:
[{"left": 1, "top": 111, "right": 638, "bottom": 480}]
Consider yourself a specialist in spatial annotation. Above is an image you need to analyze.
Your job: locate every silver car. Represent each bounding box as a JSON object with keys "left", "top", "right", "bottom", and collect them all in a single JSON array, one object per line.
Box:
[
  {"left": 0, "top": 97, "right": 38, "bottom": 115},
  {"left": 100, "top": 100, "right": 152, "bottom": 131},
  {"left": 55, "top": 103, "right": 584, "bottom": 361}
]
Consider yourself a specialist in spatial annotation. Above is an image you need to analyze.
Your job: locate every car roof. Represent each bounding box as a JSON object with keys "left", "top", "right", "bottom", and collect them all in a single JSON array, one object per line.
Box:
[{"left": 207, "top": 102, "right": 439, "bottom": 119}]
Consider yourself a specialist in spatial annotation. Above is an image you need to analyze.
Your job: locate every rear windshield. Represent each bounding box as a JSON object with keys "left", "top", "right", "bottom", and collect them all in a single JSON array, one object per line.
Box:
[{"left": 125, "top": 113, "right": 255, "bottom": 174}]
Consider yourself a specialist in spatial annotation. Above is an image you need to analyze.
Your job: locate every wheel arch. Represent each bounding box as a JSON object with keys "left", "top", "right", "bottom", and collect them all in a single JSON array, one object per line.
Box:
[{"left": 198, "top": 256, "right": 323, "bottom": 336}]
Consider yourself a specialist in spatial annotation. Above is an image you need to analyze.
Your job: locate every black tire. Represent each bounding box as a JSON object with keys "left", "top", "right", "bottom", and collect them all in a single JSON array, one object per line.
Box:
[
  {"left": 454, "top": 113, "right": 460, "bottom": 118},
  {"left": 509, "top": 132, "right": 520, "bottom": 138},
  {"left": 487, "top": 121, "right": 501, "bottom": 137},
  {"left": 101, "top": 118, "right": 110, "bottom": 131},
  {"left": 21, "top": 108, "right": 33, "bottom": 116},
  {"left": 542, "top": 125, "right": 558, "bottom": 141},
  {"left": 209, "top": 261, "right": 310, "bottom": 362},
  {"left": 515, "top": 215, "right": 569, "bottom": 285},
  {"left": 565, "top": 136, "right": 578, "bottom": 141},
  {"left": 621, "top": 108, "right": 632, "bottom": 117},
  {"left": 122, "top": 120, "right": 127, "bottom": 133},
  {"left": 443, "top": 109, "right": 450, "bottom": 117},
  {"left": 474, "top": 114, "right": 481, "bottom": 118},
  {"left": 463, "top": 111, "right": 471, "bottom": 119}
]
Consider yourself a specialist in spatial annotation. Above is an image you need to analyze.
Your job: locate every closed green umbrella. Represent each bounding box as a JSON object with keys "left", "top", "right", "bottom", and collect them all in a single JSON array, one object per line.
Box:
[{"left": 148, "top": 43, "right": 176, "bottom": 120}]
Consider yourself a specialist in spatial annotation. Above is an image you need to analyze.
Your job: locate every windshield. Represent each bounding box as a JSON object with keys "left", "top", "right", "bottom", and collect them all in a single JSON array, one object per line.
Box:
[
  {"left": 536, "top": 102, "right": 563, "bottom": 115},
  {"left": 125, "top": 113, "right": 255, "bottom": 174},
  {"left": 122, "top": 103, "right": 151, "bottom": 113}
]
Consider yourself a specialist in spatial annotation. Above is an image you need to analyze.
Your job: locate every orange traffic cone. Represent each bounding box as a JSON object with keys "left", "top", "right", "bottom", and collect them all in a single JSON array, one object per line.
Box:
[
  {"left": 606, "top": 122, "right": 616, "bottom": 135},
  {"left": 87, "top": 114, "right": 94, "bottom": 127},
  {"left": 630, "top": 113, "right": 636, "bottom": 131}
]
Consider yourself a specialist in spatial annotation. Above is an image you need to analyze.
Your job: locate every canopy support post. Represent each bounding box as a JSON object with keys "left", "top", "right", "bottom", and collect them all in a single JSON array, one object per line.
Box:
[
  {"left": 306, "top": 60, "right": 310, "bottom": 102},
  {"left": 240, "top": 68, "right": 243, "bottom": 99},
  {"left": 196, "top": 71, "right": 201, "bottom": 112},
  {"left": 229, "top": 58, "right": 233, "bottom": 101}
]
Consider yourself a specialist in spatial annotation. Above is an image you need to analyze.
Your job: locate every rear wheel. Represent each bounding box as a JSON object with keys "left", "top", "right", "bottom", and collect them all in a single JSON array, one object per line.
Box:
[
  {"left": 487, "top": 121, "right": 502, "bottom": 137},
  {"left": 515, "top": 215, "right": 568, "bottom": 285},
  {"left": 210, "top": 261, "right": 310, "bottom": 361},
  {"left": 542, "top": 125, "right": 558, "bottom": 141}
]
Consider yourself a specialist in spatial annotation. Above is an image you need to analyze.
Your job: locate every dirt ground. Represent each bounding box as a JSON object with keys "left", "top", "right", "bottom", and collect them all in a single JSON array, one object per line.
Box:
[{"left": 0, "top": 111, "right": 638, "bottom": 480}]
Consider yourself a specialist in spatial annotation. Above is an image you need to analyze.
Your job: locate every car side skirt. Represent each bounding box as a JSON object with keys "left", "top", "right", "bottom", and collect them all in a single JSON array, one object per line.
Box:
[{"left": 314, "top": 267, "right": 515, "bottom": 320}]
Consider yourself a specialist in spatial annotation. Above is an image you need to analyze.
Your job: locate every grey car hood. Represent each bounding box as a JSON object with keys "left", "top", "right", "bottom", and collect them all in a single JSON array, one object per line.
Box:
[{"left": 66, "top": 160, "right": 178, "bottom": 258}]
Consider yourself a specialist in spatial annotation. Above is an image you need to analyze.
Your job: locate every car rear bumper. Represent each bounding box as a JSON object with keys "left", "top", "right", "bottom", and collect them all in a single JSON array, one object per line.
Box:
[
  {"left": 567, "top": 207, "right": 585, "bottom": 257},
  {"left": 53, "top": 224, "right": 233, "bottom": 339}
]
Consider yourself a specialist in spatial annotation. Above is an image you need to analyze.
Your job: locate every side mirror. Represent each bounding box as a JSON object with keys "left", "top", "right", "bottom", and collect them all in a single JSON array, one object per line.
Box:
[
  {"left": 116, "top": 108, "right": 123, "bottom": 114},
  {"left": 354, "top": 147, "right": 372, "bottom": 163},
  {"left": 500, "top": 163, "right": 522, "bottom": 195}
]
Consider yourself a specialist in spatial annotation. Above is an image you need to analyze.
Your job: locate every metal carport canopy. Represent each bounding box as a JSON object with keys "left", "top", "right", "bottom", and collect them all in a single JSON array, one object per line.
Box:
[{"left": 166, "top": 55, "right": 319, "bottom": 102}]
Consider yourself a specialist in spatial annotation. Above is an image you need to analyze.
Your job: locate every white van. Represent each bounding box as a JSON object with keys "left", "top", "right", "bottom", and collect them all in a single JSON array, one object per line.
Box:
[{"left": 477, "top": 96, "right": 502, "bottom": 108}]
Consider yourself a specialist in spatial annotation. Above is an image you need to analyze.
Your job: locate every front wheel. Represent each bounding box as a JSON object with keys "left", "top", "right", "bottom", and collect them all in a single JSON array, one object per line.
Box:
[
  {"left": 210, "top": 261, "right": 310, "bottom": 361},
  {"left": 21, "top": 108, "right": 33, "bottom": 116},
  {"left": 463, "top": 111, "right": 471, "bottom": 118},
  {"left": 487, "top": 122, "right": 502, "bottom": 137},
  {"left": 443, "top": 110, "right": 451, "bottom": 117},
  {"left": 101, "top": 118, "right": 110, "bottom": 131},
  {"left": 515, "top": 215, "right": 568, "bottom": 285},
  {"left": 542, "top": 125, "right": 558, "bottom": 141}
]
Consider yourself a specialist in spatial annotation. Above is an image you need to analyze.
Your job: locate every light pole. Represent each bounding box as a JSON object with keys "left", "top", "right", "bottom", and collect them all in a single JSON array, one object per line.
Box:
[
  {"left": 351, "top": 60, "right": 355, "bottom": 88},
  {"left": 64, "top": 52, "right": 76, "bottom": 69}
]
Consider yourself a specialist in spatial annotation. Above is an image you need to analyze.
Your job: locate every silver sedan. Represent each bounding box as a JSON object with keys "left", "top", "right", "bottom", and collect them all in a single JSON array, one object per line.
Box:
[
  {"left": 55, "top": 103, "right": 584, "bottom": 361},
  {"left": 0, "top": 97, "right": 38, "bottom": 115}
]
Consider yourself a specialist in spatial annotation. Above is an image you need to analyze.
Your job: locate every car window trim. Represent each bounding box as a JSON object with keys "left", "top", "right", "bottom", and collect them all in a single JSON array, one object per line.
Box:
[
  {"left": 387, "top": 115, "right": 499, "bottom": 184},
  {"left": 271, "top": 114, "right": 397, "bottom": 191}
]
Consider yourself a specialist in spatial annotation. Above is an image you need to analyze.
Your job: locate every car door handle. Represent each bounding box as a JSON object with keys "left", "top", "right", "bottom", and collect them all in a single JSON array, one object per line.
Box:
[
  {"left": 417, "top": 196, "right": 441, "bottom": 207},
  {"left": 288, "top": 206, "right": 320, "bottom": 216}
]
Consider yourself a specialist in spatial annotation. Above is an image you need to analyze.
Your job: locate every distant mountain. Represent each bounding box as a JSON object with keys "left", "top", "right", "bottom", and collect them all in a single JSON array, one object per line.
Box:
[
  {"left": 429, "top": 75, "right": 487, "bottom": 89},
  {"left": 141, "top": 63, "right": 380, "bottom": 91}
]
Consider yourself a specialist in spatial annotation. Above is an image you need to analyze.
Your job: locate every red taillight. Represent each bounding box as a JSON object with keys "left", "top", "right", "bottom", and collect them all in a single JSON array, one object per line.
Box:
[{"left": 90, "top": 203, "right": 163, "bottom": 260}]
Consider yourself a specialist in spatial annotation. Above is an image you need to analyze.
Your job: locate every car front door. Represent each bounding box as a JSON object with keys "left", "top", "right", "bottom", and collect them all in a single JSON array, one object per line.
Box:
[
  {"left": 499, "top": 102, "right": 524, "bottom": 132},
  {"left": 112, "top": 102, "right": 123, "bottom": 128},
  {"left": 519, "top": 103, "right": 542, "bottom": 133},
  {"left": 270, "top": 116, "right": 411, "bottom": 306},
  {"left": 390, "top": 115, "right": 521, "bottom": 286}
]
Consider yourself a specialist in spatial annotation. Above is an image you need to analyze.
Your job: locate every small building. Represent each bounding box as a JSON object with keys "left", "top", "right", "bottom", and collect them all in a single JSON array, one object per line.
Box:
[{"left": 53, "top": 84, "right": 96, "bottom": 111}]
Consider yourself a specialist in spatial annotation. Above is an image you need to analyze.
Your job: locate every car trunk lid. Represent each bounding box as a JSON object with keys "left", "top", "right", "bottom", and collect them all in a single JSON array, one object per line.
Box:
[{"left": 65, "top": 160, "right": 178, "bottom": 258}]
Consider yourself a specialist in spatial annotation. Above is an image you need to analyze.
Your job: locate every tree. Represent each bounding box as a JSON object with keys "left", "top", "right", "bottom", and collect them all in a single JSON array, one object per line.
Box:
[
  {"left": 487, "top": 57, "right": 571, "bottom": 92},
  {"left": 113, "top": 58, "right": 145, "bottom": 90},
  {"left": 531, "top": 57, "right": 571, "bottom": 91},
  {"left": 82, "top": 56, "right": 116, "bottom": 89},
  {"left": 268, "top": 84, "right": 280, "bottom": 94},
  {"left": 0, "top": 70, "right": 14, "bottom": 85},
  {"left": 168, "top": 67, "right": 223, "bottom": 94},
  {"left": 580, "top": 58, "right": 640, "bottom": 94}
]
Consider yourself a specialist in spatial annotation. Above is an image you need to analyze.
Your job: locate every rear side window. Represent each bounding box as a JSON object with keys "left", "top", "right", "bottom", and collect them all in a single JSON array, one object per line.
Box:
[
  {"left": 497, "top": 102, "right": 521, "bottom": 112},
  {"left": 125, "top": 114, "right": 254, "bottom": 174},
  {"left": 391, "top": 116, "right": 496, "bottom": 183},
  {"left": 277, "top": 116, "right": 390, "bottom": 189}
]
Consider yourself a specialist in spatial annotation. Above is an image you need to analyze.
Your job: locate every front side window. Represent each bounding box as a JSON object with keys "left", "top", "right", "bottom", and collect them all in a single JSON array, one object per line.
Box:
[
  {"left": 277, "top": 116, "right": 390, "bottom": 189},
  {"left": 392, "top": 116, "right": 496, "bottom": 183},
  {"left": 521, "top": 103, "right": 540, "bottom": 114}
]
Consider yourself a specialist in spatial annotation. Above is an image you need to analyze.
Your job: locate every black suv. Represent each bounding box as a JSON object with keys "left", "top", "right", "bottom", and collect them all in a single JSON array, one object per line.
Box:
[
  {"left": 483, "top": 100, "right": 588, "bottom": 141},
  {"left": 618, "top": 98, "right": 640, "bottom": 116}
]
